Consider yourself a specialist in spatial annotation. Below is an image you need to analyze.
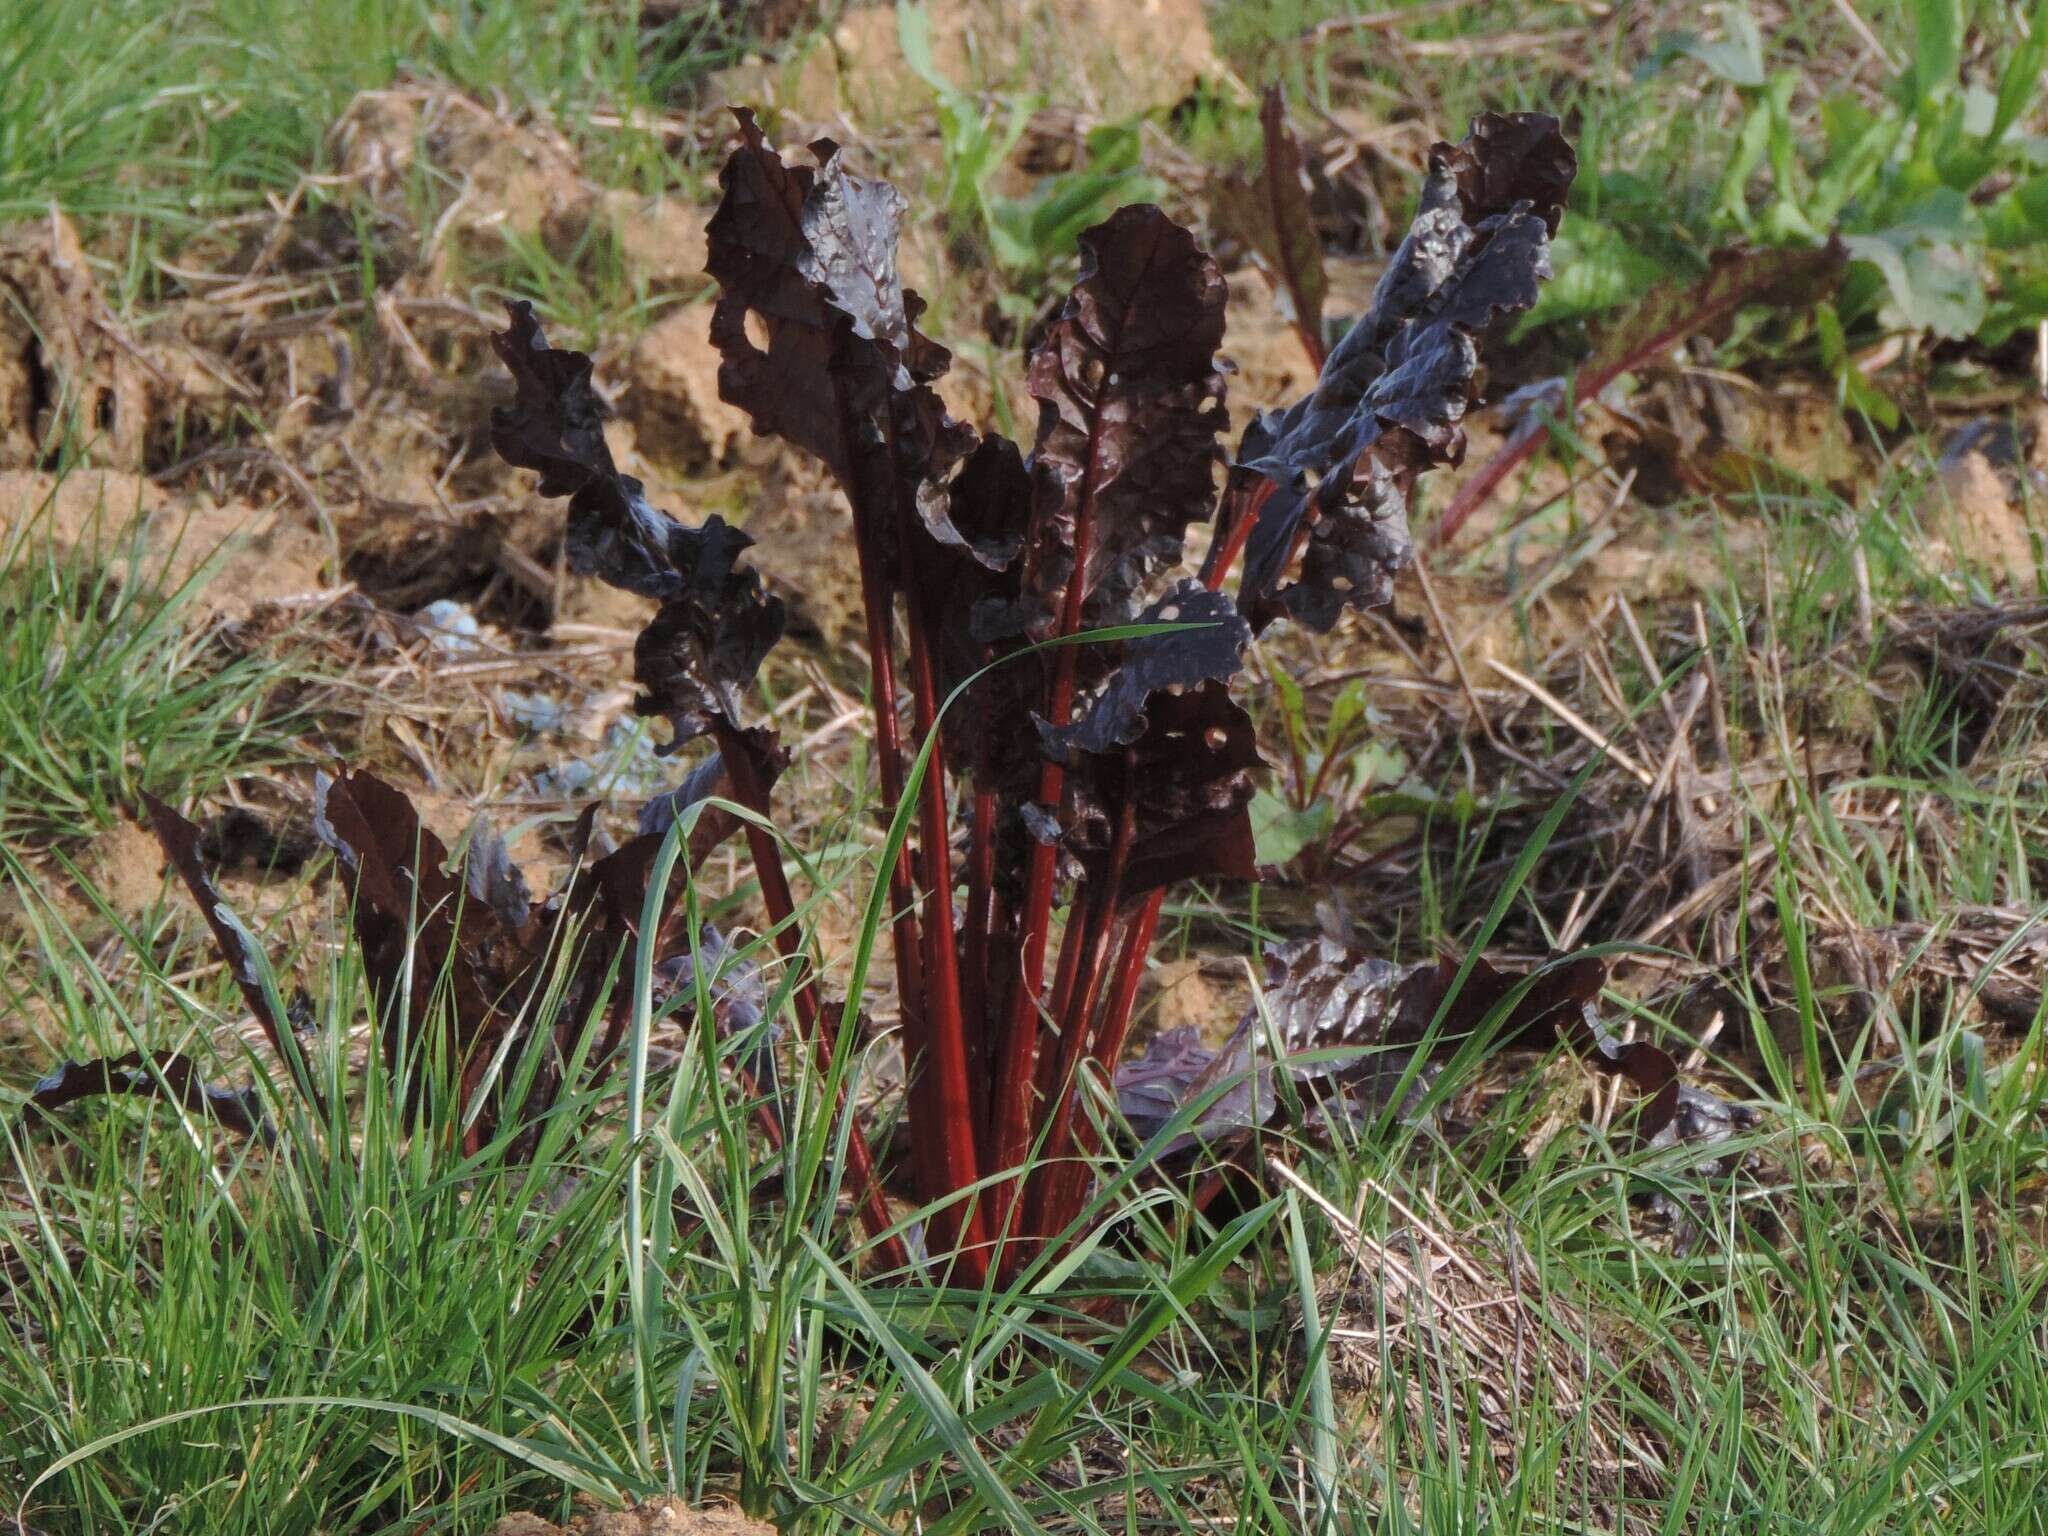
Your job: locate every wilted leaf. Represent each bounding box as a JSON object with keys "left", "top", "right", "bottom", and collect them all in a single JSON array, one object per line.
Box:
[
  {"left": 1114, "top": 939, "right": 1687, "bottom": 1156},
  {"left": 1437, "top": 236, "right": 1846, "bottom": 541},
  {"left": 143, "top": 793, "right": 292, "bottom": 1061},
  {"left": 1231, "top": 113, "right": 1573, "bottom": 629}
]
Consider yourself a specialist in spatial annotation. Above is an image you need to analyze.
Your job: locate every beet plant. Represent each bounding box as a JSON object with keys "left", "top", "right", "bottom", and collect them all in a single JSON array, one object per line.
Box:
[{"left": 486, "top": 108, "right": 1579, "bottom": 1281}]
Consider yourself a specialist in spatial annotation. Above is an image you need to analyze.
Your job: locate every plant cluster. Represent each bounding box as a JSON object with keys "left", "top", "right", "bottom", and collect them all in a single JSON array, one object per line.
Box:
[{"left": 487, "top": 106, "right": 1580, "bottom": 1278}]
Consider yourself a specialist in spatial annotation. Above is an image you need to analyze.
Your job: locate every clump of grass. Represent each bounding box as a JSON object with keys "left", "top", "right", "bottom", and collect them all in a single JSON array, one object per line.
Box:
[{"left": 0, "top": 486, "right": 308, "bottom": 845}]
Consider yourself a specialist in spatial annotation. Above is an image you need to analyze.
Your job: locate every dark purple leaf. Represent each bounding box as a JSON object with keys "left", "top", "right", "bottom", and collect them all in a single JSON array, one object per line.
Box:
[
  {"left": 1433, "top": 112, "right": 1577, "bottom": 233},
  {"left": 492, "top": 300, "right": 721, "bottom": 602},
  {"left": 1231, "top": 113, "right": 1573, "bottom": 630},
  {"left": 1017, "top": 205, "right": 1229, "bottom": 633},
  {"left": 29, "top": 1051, "right": 266, "bottom": 1139},
  {"left": 706, "top": 111, "right": 975, "bottom": 558},
  {"left": 1389, "top": 951, "right": 1679, "bottom": 1131},
  {"left": 490, "top": 302, "right": 786, "bottom": 744},
  {"left": 142, "top": 793, "right": 291, "bottom": 1060},
  {"left": 1063, "top": 681, "right": 1263, "bottom": 898},
  {"left": 631, "top": 569, "right": 785, "bottom": 747},
  {"left": 1039, "top": 582, "right": 1250, "bottom": 760},
  {"left": 1115, "top": 940, "right": 1685, "bottom": 1157}
]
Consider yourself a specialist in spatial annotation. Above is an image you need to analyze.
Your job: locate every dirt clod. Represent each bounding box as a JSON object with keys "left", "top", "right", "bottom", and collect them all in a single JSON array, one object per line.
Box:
[
  {"left": 1923, "top": 422, "right": 2041, "bottom": 583},
  {"left": 0, "top": 215, "right": 231, "bottom": 472},
  {"left": 628, "top": 306, "right": 750, "bottom": 475},
  {"left": 0, "top": 469, "right": 330, "bottom": 621}
]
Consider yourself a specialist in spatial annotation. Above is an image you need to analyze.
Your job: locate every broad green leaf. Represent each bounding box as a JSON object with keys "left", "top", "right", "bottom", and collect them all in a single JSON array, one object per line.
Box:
[
  {"left": 1843, "top": 193, "right": 1988, "bottom": 339},
  {"left": 1250, "top": 789, "right": 1334, "bottom": 867}
]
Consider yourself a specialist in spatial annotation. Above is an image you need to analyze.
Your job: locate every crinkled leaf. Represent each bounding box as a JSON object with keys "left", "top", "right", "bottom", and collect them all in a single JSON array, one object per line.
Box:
[
  {"left": 706, "top": 110, "right": 974, "bottom": 557},
  {"left": 923, "top": 431, "right": 1032, "bottom": 575},
  {"left": 631, "top": 570, "right": 786, "bottom": 746},
  {"left": 1039, "top": 583, "right": 1250, "bottom": 760},
  {"left": 1062, "top": 681, "right": 1263, "bottom": 897},
  {"left": 1212, "top": 87, "right": 1328, "bottom": 363},
  {"left": 1019, "top": 204, "right": 1229, "bottom": 633},
  {"left": 491, "top": 303, "right": 787, "bottom": 739},
  {"left": 1116, "top": 941, "right": 1687, "bottom": 1155},
  {"left": 493, "top": 301, "right": 731, "bottom": 601},
  {"left": 1232, "top": 113, "right": 1573, "bottom": 630}
]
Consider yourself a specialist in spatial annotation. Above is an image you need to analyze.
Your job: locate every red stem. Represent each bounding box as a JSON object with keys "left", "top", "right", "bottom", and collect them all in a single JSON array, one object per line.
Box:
[
  {"left": 1036, "top": 890, "right": 1163, "bottom": 1236},
  {"left": 989, "top": 435, "right": 1120, "bottom": 1206},
  {"left": 961, "top": 778, "right": 999, "bottom": 1149},
  {"left": 1027, "top": 787, "right": 1135, "bottom": 1236},
  {"left": 1033, "top": 887, "right": 1097, "bottom": 1110},
  {"left": 898, "top": 576, "right": 990, "bottom": 1280},
  {"left": 1200, "top": 477, "right": 1277, "bottom": 590},
  {"left": 716, "top": 721, "right": 908, "bottom": 1271},
  {"left": 841, "top": 497, "right": 950, "bottom": 1174}
]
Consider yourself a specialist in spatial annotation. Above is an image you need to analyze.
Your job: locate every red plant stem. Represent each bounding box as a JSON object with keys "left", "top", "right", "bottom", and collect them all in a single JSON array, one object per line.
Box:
[
  {"left": 715, "top": 721, "right": 908, "bottom": 1271},
  {"left": 1200, "top": 477, "right": 1277, "bottom": 589},
  {"left": 961, "top": 778, "right": 1000, "bottom": 1148},
  {"left": 897, "top": 576, "right": 990, "bottom": 1279},
  {"left": 1035, "top": 890, "right": 1162, "bottom": 1233},
  {"left": 839, "top": 477, "right": 932, "bottom": 1129},
  {"left": 840, "top": 501, "right": 958, "bottom": 1211},
  {"left": 993, "top": 884, "right": 1095, "bottom": 1276},
  {"left": 732, "top": 1064, "right": 789, "bottom": 1152},
  {"left": 989, "top": 510, "right": 1114, "bottom": 1207},
  {"left": 1034, "top": 887, "right": 1097, "bottom": 1108},
  {"left": 1027, "top": 789, "right": 1135, "bottom": 1236},
  {"left": 1093, "top": 894, "right": 1163, "bottom": 1080}
]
